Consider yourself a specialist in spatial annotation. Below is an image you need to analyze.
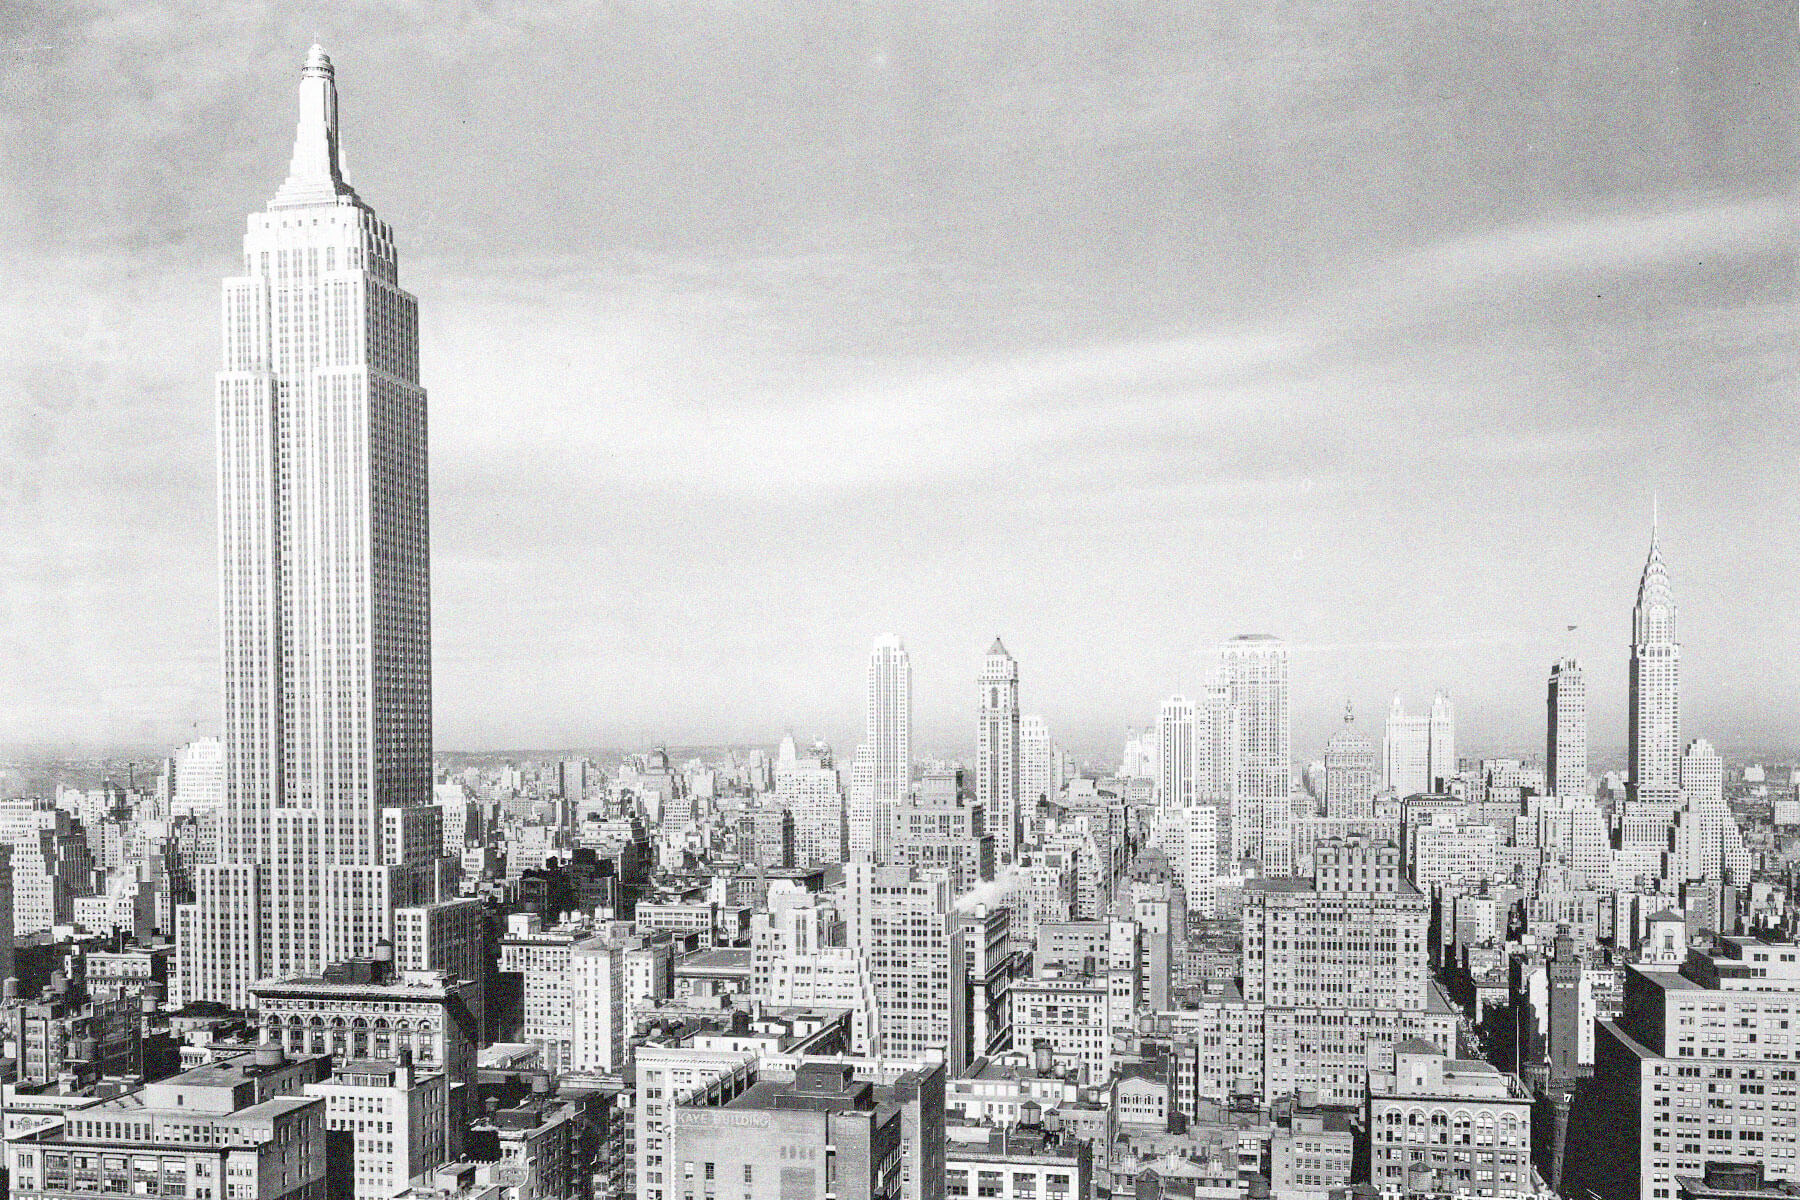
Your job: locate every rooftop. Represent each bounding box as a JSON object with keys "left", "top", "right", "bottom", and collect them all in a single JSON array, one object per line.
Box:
[{"left": 676, "top": 948, "right": 752, "bottom": 976}]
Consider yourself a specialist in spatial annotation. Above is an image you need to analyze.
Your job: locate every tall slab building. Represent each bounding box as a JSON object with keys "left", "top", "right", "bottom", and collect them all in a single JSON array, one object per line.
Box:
[
  {"left": 849, "top": 635, "right": 912, "bottom": 861},
  {"left": 1221, "top": 635, "right": 1291, "bottom": 870},
  {"left": 977, "top": 639, "right": 1021, "bottom": 863},
  {"left": 178, "top": 47, "right": 447, "bottom": 1007},
  {"left": 1628, "top": 523, "right": 1681, "bottom": 801},
  {"left": 1546, "top": 658, "right": 1589, "bottom": 798}
]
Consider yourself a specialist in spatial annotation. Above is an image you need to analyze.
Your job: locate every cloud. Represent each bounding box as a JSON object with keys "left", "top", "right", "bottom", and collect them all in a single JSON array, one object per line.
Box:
[{"left": 0, "top": 1, "right": 1794, "bottom": 753}]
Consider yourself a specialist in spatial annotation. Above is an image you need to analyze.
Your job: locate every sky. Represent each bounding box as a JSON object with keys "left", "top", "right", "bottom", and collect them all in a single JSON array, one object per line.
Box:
[{"left": 1, "top": 0, "right": 1795, "bottom": 763}]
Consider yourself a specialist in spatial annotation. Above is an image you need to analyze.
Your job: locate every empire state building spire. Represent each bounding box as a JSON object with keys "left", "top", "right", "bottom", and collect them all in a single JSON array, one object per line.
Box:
[
  {"left": 183, "top": 46, "right": 436, "bottom": 1009},
  {"left": 271, "top": 44, "right": 357, "bottom": 209}
]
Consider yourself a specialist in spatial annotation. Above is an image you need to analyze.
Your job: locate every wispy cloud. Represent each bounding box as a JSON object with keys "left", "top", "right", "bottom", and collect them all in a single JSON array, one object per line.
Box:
[{"left": 0, "top": 1, "right": 1793, "bottom": 753}]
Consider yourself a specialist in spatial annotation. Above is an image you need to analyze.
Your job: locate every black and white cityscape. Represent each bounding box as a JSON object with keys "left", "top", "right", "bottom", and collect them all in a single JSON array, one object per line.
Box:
[{"left": 2, "top": 10, "right": 1796, "bottom": 1200}]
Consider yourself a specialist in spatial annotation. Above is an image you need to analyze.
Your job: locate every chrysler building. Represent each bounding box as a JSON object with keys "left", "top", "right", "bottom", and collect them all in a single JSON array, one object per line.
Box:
[{"left": 1628, "top": 519, "right": 1681, "bottom": 801}]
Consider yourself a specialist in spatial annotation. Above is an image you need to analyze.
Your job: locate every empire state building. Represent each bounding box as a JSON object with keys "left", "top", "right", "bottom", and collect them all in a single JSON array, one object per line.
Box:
[{"left": 178, "top": 46, "right": 448, "bottom": 1007}]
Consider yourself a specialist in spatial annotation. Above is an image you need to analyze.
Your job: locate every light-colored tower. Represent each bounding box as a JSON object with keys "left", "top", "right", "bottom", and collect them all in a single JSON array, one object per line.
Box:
[
  {"left": 1385, "top": 692, "right": 1456, "bottom": 796},
  {"left": 1155, "top": 696, "right": 1196, "bottom": 807},
  {"left": 1546, "top": 659, "right": 1589, "bottom": 798},
  {"left": 849, "top": 635, "right": 911, "bottom": 860},
  {"left": 1629, "top": 521, "right": 1681, "bottom": 800},
  {"left": 1221, "top": 636, "right": 1290, "bottom": 800},
  {"left": 1323, "top": 702, "right": 1378, "bottom": 818},
  {"left": 977, "top": 639, "right": 1021, "bottom": 863},
  {"left": 1194, "top": 683, "right": 1240, "bottom": 801},
  {"left": 867, "top": 635, "right": 912, "bottom": 802},
  {"left": 1020, "top": 715, "right": 1055, "bottom": 807},
  {"left": 1220, "top": 635, "right": 1291, "bottom": 868},
  {"left": 1677, "top": 738, "right": 1751, "bottom": 884},
  {"left": 1428, "top": 692, "right": 1456, "bottom": 790},
  {"left": 180, "top": 46, "right": 443, "bottom": 1007}
]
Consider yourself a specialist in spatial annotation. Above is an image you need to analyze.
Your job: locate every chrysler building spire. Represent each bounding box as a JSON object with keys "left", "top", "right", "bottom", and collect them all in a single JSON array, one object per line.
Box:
[{"left": 272, "top": 43, "right": 356, "bottom": 209}]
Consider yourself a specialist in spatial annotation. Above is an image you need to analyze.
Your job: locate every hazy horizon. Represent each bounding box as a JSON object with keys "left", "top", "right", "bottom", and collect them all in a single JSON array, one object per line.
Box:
[{"left": 3, "top": 3, "right": 1795, "bottom": 762}]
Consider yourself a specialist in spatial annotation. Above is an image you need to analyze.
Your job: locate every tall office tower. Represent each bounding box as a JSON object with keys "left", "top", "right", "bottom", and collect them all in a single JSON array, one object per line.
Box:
[
  {"left": 1183, "top": 804, "right": 1220, "bottom": 916},
  {"left": 846, "top": 747, "right": 880, "bottom": 861},
  {"left": 1628, "top": 523, "right": 1682, "bottom": 800},
  {"left": 1567, "top": 937, "right": 1800, "bottom": 1200},
  {"left": 1155, "top": 696, "right": 1197, "bottom": 807},
  {"left": 1194, "top": 682, "right": 1241, "bottom": 800},
  {"left": 1546, "top": 659, "right": 1590, "bottom": 798},
  {"left": 839, "top": 863, "right": 968, "bottom": 1071},
  {"left": 977, "top": 639, "right": 1022, "bottom": 863},
  {"left": 1241, "top": 836, "right": 1456, "bottom": 1104},
  {"left": 777, "top": 743, "right": 845, "bottom": 866},
  {"left": 1323, "top": 703, "right": 1378, "bottom": 819},
  {"left": 1677, "top": 738, "right": 1752, "bottom": 884},
  {"left": 1384, "top": 692, "right": 1456, "bottom": 796},
  {"left": 180, "top": 47, "right": 444, "bottom": 1008},
  {"left": 869, "top": 635, "right": 913, "bottom": 801},
  {"left": 1221, "top": 636, "right": 1291, "bottom": 867},
  {"left": 1020, "top": 714, "right": 1056, "bottom": 812},
  {"left": 1121, "top": 728, "right": 1156, "bottom": 779},
  {"left": 849, "top": 635, "right": 912, "bottom": 860},
  {"left": 171, "top": 738, "right": 226, "bottom": 814},
  {"left": 557, "top": 758, "right": 590, "bottom": 802},
  {"left": 1222, "top": 636, "right": 1291, "bottom": 800}
]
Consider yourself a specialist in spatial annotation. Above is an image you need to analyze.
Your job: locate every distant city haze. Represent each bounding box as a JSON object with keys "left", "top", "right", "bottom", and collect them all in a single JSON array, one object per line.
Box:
[{"left": 1, "top": 4, "right": 1794, "bottom": 760}]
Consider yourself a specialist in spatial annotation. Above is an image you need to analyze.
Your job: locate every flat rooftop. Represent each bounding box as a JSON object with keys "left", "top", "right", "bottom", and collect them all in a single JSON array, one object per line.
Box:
[{"left": 676, "top": 948, "right": 752, "bottom": 975}]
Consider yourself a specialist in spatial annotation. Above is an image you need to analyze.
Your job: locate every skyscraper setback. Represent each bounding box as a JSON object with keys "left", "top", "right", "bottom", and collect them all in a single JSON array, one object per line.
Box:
[{"left": 178, "top": 47, "right": 446, "bottom": 1007}]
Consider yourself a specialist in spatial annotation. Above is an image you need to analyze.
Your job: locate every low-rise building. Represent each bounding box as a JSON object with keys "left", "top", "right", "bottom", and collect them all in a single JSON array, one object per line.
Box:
[
  {"left": 944, "top": 1123, "right": 1091, "bottom": 1200},
  {"left": 1010, "top": 978, "right": 1111, "bottom": 1085},
  {"left": 1268, "top": 1100, "right": 1354, "bottom": 1200},
  {"left": 669, "top": 1061, "right": 904, "bottom": 1200},
  {"left": 467, "top": 1098, "right": 578, "bottom": 1200},
  {"left": 3, "top": 1048, "right": 329, "bottom": 1200},
  {"left": 1367, "top": 1041, "right": 1534, "bottom": 1200},
  {"left": 307, "top": 1057, "right": 450, "bottom": 1197}
]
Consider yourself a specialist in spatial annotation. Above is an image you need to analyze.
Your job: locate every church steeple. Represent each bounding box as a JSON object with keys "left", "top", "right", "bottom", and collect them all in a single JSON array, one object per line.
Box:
[{"left": 271, "top": 44, "right": 357, "bottom": 209}]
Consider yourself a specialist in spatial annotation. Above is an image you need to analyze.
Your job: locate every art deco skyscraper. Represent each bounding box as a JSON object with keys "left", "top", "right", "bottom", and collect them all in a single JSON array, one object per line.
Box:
[
  {"left": 1628, "top": 522, "right": 1681, "bottom": 800},
  {"left": 1546, "top": 658, "right": 1589, "bottom": 798},
  {"left": 1384, "top": 692, "right": 1455, "bottom": 796},
  {"left": 977, "top": 639, "right": 1020, "bottom": 862},
  {"left": 1220, "top": 635, "right": 1291, "bottom": 869},
  {"left": 848, "top": 635, "right": 912, "bottom": 860},
  {"left": 178, "top": 47, "right": 445, "bottom": 1007},
  {"left": 1221, "top": 635, "right": 1291, "bottom": 801},
  {"left": 867, "top": 635, "right": 912, "bottom": 804},
  {"left": 1323, "top": 703, "right": 1377, "bottom": 819},
  {"left": 1154, "top": 695, "right": 1196, "bottom": 808}
]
